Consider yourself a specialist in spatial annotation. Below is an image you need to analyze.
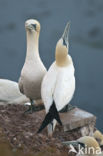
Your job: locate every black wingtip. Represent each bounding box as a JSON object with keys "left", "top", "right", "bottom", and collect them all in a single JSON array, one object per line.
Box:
[
  {"left": 37, "top": 128, "right": 41, "bottom": 134},
  {"left": 37, "top": 101, "right": 62, "bottom": 133},
  {"left": 37, "top": 113, "right": 51, "bottom": 133}
]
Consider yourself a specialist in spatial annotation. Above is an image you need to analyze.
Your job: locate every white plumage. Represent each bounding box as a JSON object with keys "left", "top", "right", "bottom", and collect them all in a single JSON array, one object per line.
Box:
[
  {"left": 38, "top": 22, "right": 75, "bottom": 136},
  {"left": 41, "top": 55, "right": 75, "bottom": 113},
  {"left": 19, "top": 19, "right": 47, "bottom": 113},
  {"left": 0, "top": 79, "right": 28, "bottom": 104}
]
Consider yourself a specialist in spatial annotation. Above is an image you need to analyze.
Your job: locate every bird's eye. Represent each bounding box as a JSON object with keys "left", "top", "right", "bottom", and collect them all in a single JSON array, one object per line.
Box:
[
  {"left": 63, "top": 38, "right": 67, "bottom": 47},
  {"left": 31, "top": 24, "right": 36, "bottom": 30},
  {"left": 78, "top": 142, "right": 85, "bottom": 148},
  {"left": 95, "top": 138, "right": 101, "bottom": 143},
  {"left": 100, "top": 145, "right": 103, "bottom": 149}
]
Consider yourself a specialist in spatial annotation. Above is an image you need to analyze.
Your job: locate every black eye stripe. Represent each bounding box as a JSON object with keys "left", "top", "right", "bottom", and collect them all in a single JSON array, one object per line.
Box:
[
  {"left": 63, "top": 38, "right": 67, "bottom": 47},
  {"left": 31, "top": 24, "right": 36, "bottom": 29},
  {"left": 78, "top": 142, "right": 85, "bottom": 148}
]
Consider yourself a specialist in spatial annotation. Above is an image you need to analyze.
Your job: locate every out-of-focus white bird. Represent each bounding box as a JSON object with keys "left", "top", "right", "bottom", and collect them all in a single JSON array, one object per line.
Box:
[
  {"left": 93, "top": 130, "right": 103, "bottom": 146},
  {"left": 63, "top": 136, "right": 102, "bottom": 156},
  {"left": 38, "top": 22, "right": 75, "bottom": 136},
  {"left": 19, "top": 19, "right": 47, "bottom": 113},
  {"left": 0, "top": 79, "right": 28, "bottom": 104}
]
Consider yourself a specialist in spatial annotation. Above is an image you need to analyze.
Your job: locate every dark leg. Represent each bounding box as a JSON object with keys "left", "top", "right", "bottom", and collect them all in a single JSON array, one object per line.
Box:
[
  {"left": 24, "top": 99, "right": 35, "bottom": 114},
  {"left": 66, "top": 104, "right": 76, "bottom": 111},
  {"left": 60, "top": 104, "right": 76, "bottom": 113}
]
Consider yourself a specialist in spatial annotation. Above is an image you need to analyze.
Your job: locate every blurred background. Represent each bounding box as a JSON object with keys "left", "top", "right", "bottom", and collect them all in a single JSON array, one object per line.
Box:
[{"left": 0, "top": 0, "right": 103, "bottom": 130}]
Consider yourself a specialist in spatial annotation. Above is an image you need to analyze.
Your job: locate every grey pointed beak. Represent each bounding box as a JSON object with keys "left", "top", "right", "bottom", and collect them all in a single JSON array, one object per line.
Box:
[
  {"left": 25, "top": 23, "right": 32, "bottom": 30},
  {"left": 62, "top": 22, "right": 70, "bottom": 48},
  {"left": 25, "top": 23, "right": 36, "bottom": 31},
  {"left": 62, "top": 140, "right": 78, "bottom": 147}
]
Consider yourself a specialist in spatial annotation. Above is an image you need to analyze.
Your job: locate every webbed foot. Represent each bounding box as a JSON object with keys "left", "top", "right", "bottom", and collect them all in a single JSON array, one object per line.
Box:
[
  {"left": 24, "top": 104, "right": 36, "bottom": 114},
  {"left": 60, "top": 104, "right": 76, "bottom": 113}
]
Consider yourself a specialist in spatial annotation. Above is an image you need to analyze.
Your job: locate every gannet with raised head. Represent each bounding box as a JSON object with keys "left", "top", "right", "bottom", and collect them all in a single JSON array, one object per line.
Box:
[
  {"left": 19, "top": 19, "right": 47, "bottom": 113},
  {"left": 38, "top": 22, "right": 75, "bottom": 136},
  {"left": 63, "top": 136, "right": 102, "bottom": 156}
]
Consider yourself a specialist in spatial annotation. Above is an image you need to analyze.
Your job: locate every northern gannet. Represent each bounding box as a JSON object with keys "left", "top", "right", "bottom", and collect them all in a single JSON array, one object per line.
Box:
[
  {"left": 93, "top": 130, "right": 103, "bottom": 146},
  {"left": 38, "top": 22, "right": 75, "bottom": 136},
  {"left": 0, "top": 79, "right": 28, "bottom": 104},
  {"left": 19, "top": 19, "right": 47, "bottom": 113},
  {"left": 63, "top": 136, "right": 102, "bottom": 156}
]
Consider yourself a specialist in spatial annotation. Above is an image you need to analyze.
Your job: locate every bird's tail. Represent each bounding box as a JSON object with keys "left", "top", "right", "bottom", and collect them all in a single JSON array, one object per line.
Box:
[{"left": 37, "top": 101, "right": 62, "bottom": 133}]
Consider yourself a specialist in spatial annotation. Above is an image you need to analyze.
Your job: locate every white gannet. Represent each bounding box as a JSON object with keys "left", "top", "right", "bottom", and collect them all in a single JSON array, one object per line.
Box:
[
  {"left": 93, "top": 130, "right": 103, "bottom": 146},
  {"left": 38, "top": 22, "right": 75, "bottom": 136},
  {"left": 0, "top": 79, "right": 28, "bottom": 104},
  {"left": 18, "top": 19, "right": 47, "bottom": 113},
  {"left": 63, "top": 136, "right": 102, "bottom": 156}
]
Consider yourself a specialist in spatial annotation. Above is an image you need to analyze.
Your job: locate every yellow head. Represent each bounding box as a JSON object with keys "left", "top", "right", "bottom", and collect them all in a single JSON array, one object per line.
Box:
[
  {"left": 77, "top": 136, "right": 101, "bottom": 155},
  {"left": 93, "top": 130, "right": 103, "bottom": 146},
  {"left": 55, "top": 22, "right": 71, "bottom": 67},
  {"left": 25, "top": 19, "right": 41, "bottom": 53},
  {"left": 63, "top": 136, "right": 102, "bottom": 155},
  {"left": 25, "top": 19, "right": 40, "bottom": 33}
]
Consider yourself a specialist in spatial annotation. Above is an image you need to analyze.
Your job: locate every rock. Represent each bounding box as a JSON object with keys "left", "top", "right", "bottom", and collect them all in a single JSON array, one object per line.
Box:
[
  {"left": 0, "top": 104, "right": 97, "bottom": 156},
  {"left": 80, "top": 124, "right": 95, "bottom": 136},
  {"left": 60, "top": 108, "right": 96, "bottom": 135}
]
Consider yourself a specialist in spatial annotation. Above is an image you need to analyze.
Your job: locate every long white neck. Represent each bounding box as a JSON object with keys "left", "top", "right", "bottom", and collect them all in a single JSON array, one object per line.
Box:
[{"left": 26, "top": 30, "right": 39, "bottom": 61}]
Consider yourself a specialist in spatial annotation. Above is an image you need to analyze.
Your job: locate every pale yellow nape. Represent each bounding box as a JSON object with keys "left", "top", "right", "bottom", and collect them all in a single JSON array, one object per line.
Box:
[
  {"left": 25, "top": 19, "right": 41, "bottom": 32},
  {"left": 93, "top": 130, "right": 103, "bottom": 146},
  {"left": 55, "top": 39, "right": 70, "bottom": 67},
  {"left": 78, "top": 136, "right": 101, "bottom": 156}
]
